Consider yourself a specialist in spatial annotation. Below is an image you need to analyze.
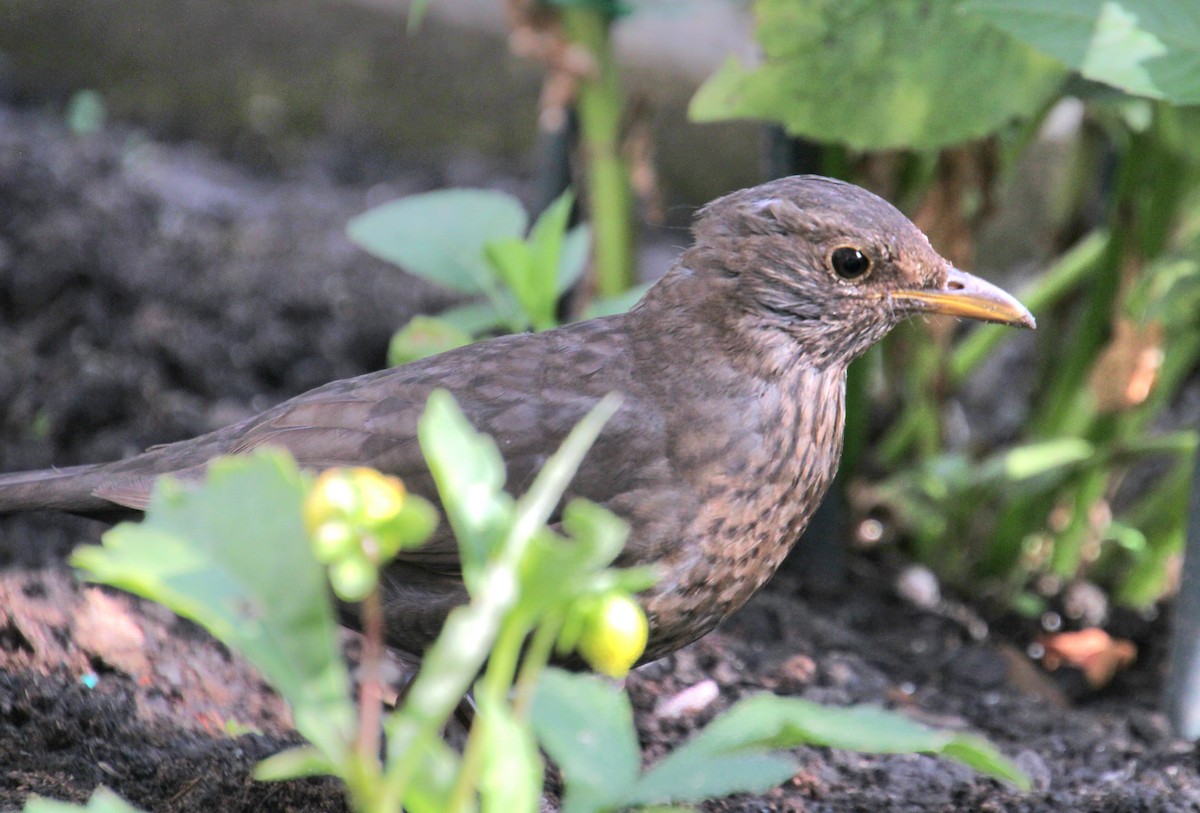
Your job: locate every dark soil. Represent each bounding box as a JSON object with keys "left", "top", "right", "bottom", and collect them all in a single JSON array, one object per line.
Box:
[{"left": 2, "top": 102, "right": 1199, "bottom": 812}]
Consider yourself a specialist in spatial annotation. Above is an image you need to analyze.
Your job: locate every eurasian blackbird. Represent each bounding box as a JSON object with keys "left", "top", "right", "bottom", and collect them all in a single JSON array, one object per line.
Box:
[{"left": 0, "top": 175, "right": 1033, "bottom": 663}]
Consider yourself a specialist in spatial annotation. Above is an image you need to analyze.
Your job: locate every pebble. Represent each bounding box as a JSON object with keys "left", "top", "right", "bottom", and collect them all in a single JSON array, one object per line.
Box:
[
  {"left": 895, "top": 564, "right": 941, "bottom": 609},
  {"left": 654, "top": 678, "right": 720, "bottom": 719}
]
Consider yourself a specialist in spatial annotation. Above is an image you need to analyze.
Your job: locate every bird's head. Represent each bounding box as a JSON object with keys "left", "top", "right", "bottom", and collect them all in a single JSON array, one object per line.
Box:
[{"left": 680, "top": 175, "right": 1034, "bottom": 368}]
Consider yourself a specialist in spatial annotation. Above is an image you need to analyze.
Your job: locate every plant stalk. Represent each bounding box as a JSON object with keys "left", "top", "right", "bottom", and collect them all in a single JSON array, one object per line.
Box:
[{"left": 560, "top": 4, "right": 634, "bottom": 297}]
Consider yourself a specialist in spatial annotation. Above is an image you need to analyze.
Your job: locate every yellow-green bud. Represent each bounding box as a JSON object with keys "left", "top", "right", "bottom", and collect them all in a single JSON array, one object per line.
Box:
[
  {"left": 576, "top": 593, "right": 648, "bottom": 678},
  {"left": 329, "top": 554, "right": 377, "bottom": 603}
]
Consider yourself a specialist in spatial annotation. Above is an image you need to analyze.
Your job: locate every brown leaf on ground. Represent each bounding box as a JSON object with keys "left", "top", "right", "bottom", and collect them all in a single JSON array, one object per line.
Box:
[{"left": 1039, "top": 628, "right": 1137, "bottom": 688}]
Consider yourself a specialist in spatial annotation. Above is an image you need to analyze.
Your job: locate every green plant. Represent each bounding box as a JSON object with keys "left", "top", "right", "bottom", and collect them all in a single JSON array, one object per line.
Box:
[
  {"left": 409, "top": 0, "right": 640, "bottom": 297},
  {"left": 691, "top": 0, "right": 1200, "bottom": 611},
  {"left": 347, "top": 187, "right": 645, "bottom": 366},
  {"left": 40, "top": 391, "right": 1027, "bottom": 813}
]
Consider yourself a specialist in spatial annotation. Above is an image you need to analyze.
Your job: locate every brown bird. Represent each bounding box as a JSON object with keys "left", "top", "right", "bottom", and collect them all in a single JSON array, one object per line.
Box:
[{"left": 0, "top": 176, "right": 1033, "bottom": 663}]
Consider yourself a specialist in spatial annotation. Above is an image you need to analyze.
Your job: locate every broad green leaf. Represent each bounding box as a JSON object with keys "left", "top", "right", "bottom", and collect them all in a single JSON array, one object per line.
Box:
[
  {"left": 347, "top": 189, "right": 527, "bottom": 294},
  {"left": 418, "top": 389, "right": 511, "bottom": 581},
  {"left": 963, "top": 0, "right": 1200, "bottom": 104},
  {"left": 71, "top": 451, "right": 354, "bottom": 765},
  {"left": 388, "top": 315, "right": 474, "bottom": 367},
  {"left": 626, "top": 753, "right": 797, "bottom": 808},
  {"left": 24, "top": 788, "right": 143, "bottom": 813},
  {"left": 479, "top": 696, "right": 543, "bottom": 813},
  {"left": 531, "top": 669, "right": 640, "bottom": 813},
  {"left": 689, "top": 0, "right": 1064, "bottom": 150},
  {"left": 656, "top": 694, "right": 1029, "bottom": 789}
]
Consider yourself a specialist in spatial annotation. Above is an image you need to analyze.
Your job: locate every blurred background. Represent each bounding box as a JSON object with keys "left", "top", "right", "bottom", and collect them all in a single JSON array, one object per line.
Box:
[{"left": 2, "top": 0, "right": 1200, "bottom": 712}]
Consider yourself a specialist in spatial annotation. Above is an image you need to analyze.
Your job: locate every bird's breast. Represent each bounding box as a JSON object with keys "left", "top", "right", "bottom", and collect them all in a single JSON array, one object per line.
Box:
[{"left": 639, "top": 366, "right": 846, "bottom": 661}]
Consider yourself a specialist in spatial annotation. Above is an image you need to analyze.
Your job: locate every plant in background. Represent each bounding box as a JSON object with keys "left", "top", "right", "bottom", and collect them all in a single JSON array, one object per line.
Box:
[
  {"left": 691, "top": 0, "right": 1200, "bottom": 616},
  {"left": 347, "top": 187, "right": 645, "bottom": 367},
  {"left": 32, "top": 391, "right": 1026, "bottom": 813},
  {"left": 414, "top": 0, "right": 661, "bottom": 299}
]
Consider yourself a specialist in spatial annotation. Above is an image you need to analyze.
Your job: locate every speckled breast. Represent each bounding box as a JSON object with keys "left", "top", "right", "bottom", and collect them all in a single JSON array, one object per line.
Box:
[{"left": 639, "top": 366, "right": 846, "bottom": 662}]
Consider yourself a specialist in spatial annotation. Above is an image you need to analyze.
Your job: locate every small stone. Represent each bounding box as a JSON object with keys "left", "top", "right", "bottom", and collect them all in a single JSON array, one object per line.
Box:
[
  {"left": 895, "top": 564, "right": 941, "bottom": 609},
  {"left": 1063, "top": 581, "right": 1108, "bottom": 626},
  {"left": 654, "top": 679, "right": 720, "bottom": 719}
]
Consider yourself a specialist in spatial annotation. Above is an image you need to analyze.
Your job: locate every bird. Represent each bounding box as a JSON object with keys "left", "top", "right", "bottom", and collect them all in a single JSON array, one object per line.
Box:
[{"left": 0, "top": 175, "right": 1033, "bottom": 664}]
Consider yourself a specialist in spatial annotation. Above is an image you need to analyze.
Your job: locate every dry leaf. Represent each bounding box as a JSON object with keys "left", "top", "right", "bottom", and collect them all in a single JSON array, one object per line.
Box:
[
  {"left": 1039, "top": 628, "right": 1136, "bottom": 688},
  {"left": 1089, "top": 318, "right": 1164, "bottom": 413}
]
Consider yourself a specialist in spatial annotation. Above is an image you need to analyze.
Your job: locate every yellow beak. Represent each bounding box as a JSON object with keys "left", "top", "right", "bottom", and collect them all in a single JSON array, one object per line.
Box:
[{"left": 891, "top": 267, "right": 1035, "bottom": 329}]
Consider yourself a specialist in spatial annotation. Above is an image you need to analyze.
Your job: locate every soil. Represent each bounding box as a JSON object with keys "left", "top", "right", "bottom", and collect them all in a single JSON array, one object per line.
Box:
[{"left": 2, "top": 101, "right": 1199, "bottom": 812}]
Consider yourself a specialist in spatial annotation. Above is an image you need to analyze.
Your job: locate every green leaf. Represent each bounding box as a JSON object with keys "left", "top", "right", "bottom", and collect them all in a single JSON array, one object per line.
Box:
[
  {"left": 388, "top": 315, "right": 474, "bottom": 366},
  {"left": 580, "top": 282, "right": 651, "bottom": 320},
  {"left": 479, "top": 696, "right": 544, "bottom": 813},
  {"left": 943, "top": 734, "right": 1034, "bottom": 789},
  {"left": 529, "top": 191, "right": 580, "bottom": 297},
  {"left": 963, "top": 0, "right": 1200, "bottom": 104},
  {"left": 347, "top": 189, "right": 527, "bottom": 294},
  {"left": 253, "top": 745, "right": 338, "bottom": 781},
  {"left": 24, "top": 788, "right": 143, "bottom": 813},
  {"left": 485, "top": 237, "right": 544, "bottom": 331},
  {"left": 653, "top": 694, "right": 1029, "bottom": 789},
  {"left": 558, "top": 223, "right": 592, "bottom": 295},
  {"left": 531, "top": 669, "right": 640, "bottom": 813},
  {"left": 418, "top": 389, "right": 511, "bottom": 583},
  {"left": 627, "top": 753, "right": 797, "bottom": 808},
  {"left": 996, "top": 438, "right": 1095, "bottom": 481},
  {"left": 436, "top": 301, "right": 510, "bottom": 335},
  {"left": 485, "top": 191, "right": 579, "bottom": 331},
  {"left": 689, "top": 0, "right": 1064, "bottom": 150},
  {"left": 71, "top": 451, "right": 355, "bottom": 763},
  {"left": 560, "top": 498, "right": 631, "bottom": 570}
]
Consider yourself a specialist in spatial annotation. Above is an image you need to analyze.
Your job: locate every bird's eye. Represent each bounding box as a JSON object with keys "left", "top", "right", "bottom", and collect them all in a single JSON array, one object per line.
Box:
[{"left": 830, "top": 246, "right": 872, "bottom": 280}]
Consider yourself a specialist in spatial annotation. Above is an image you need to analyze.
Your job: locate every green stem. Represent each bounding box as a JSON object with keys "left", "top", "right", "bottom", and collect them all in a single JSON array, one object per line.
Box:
[
  {"left": 512, "top": 620, "right": 561, "bottom": 719},
  {"left": 949, "top": 229, "right": 1108, "bottom": 385},
  {"left": 444, "top": 617, "right": 530, "bottom": 812},
  {"left": 560, "top": 5, "right": 634, "bottom": 297}
]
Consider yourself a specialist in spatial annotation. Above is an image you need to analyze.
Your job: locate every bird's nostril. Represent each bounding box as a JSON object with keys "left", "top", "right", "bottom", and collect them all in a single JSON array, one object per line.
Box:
[{"left": 947, "top": 280, "right": 965, "bottom": 291}]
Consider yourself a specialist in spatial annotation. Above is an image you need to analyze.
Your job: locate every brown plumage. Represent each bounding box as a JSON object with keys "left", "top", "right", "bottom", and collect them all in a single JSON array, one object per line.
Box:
[{"left": 0, "top": 175, "right": 1033, "bottom": 662}]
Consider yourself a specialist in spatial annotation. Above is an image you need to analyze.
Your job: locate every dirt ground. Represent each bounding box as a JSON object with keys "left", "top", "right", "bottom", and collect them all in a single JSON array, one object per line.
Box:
[{"left": 2, "top": 101, "right": 1199, "bottom": 812}]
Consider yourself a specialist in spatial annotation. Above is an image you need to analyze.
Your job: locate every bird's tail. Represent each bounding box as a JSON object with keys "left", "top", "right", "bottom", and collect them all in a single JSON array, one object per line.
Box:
[{"left": 0, "top": 464, "right": 116, "bottom": 516}]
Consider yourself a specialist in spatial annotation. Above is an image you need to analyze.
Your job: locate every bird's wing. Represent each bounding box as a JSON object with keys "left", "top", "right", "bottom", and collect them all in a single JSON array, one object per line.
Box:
[{"left": 92, "top": 316, "right": 672, "bottom": 571}]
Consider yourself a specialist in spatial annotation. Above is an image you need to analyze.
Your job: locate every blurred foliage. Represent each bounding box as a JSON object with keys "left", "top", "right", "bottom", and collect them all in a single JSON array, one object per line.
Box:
[
  {"left": 693, "top": 0, "right": 1200, "bottom": 613},
  {"left": 963, "top": 0, "right": 1200, "bottom": 105},
  {"left": 348, "top": 189, "right": 646, "bottom": 365},
  {"left": 52, "top": 395, "right": 1025, "bottom": 813},
  {"left": 691, "top": 0, "right": 1065, "bottom": 150}
]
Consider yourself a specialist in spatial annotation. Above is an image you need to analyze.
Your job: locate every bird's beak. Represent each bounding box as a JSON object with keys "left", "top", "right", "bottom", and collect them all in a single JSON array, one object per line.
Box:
[{"left": 891, "top": 267, "right": 1036, "bottom": 329}]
